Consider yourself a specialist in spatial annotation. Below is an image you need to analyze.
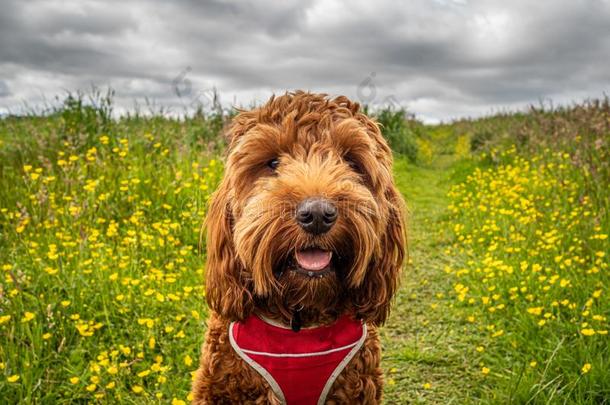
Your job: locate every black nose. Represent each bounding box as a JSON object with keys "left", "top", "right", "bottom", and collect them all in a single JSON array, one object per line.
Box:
[{"left": 296, "top": 198, "right": 337, "bottom": 235}]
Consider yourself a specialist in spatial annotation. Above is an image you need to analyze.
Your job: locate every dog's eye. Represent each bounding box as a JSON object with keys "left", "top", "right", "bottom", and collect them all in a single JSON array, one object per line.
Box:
[
  {"left": 345, "top": 157, "right": 363, "bottom": 174},
  {"left": 267, "top": 158, "right": 280, "bottom": 171}
]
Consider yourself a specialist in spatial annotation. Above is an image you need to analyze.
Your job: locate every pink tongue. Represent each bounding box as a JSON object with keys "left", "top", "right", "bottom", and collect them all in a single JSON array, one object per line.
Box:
[{"left": 295, "top": 249, "right": 332, "bottom": 271}]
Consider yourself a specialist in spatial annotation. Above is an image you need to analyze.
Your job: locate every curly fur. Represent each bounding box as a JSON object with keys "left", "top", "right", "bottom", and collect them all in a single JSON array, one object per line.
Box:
[{"left": 192, "top": 92, "right": 406, "bottom": 404}]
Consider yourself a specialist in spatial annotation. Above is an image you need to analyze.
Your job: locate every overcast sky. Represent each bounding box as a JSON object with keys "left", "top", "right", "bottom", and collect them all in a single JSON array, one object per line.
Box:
[{"left": 1, "top": 0, "right": 609, "bottom": 122}]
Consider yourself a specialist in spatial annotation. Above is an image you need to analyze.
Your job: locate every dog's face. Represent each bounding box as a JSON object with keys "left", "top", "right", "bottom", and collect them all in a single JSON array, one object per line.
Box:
[{"left": 205, "top": 92, "right": 405, "bottom": 325}]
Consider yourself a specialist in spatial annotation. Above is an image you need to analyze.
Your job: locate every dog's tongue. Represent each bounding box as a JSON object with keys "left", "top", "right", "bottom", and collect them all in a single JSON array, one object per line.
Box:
[{"left": 295, "top": 249, "right": 332, "bottom": 271}]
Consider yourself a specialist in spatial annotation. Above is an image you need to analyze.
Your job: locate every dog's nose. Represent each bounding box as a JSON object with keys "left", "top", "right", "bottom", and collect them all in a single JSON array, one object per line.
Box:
[{"left": 296, "top": 198, "right": 337, "bottom": 235}]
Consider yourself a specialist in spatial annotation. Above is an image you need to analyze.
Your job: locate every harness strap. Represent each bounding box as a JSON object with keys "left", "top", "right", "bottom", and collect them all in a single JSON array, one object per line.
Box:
[
  {"left": 316, "top": 325, "right": 367, "bottom": 405},
  {"left": 228, "top": 315, "right": 366, "bottom": 405}
]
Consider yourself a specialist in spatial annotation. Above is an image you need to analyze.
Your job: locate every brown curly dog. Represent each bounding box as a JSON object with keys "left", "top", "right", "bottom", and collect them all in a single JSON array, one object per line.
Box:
[{"left": 192, "top": 92, "right": 406, "bottom": 404}]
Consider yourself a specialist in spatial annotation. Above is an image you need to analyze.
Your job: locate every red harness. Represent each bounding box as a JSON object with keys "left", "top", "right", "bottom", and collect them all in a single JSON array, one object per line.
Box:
[{"left": 229, "top": 314, "right": 366, "bottom": 405}]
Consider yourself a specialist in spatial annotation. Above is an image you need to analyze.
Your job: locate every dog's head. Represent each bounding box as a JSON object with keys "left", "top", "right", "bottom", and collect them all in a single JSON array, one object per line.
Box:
[{"left": 205, "top": 92, "right": 405, "bottom": 326}]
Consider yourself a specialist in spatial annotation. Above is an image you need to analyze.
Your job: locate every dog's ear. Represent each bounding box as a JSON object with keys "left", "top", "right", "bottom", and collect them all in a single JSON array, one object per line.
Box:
[
  {"left": 204, "top": 180, "right": 254, "bottom": 321},
  {"left": 353, "top": 170, "right": 406, "bottom": 326}
]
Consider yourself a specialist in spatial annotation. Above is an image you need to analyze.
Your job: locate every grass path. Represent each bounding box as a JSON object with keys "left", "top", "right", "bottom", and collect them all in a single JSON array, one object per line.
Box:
[{"left": 382, "top": 156, "right": 481, "bottom": 404}]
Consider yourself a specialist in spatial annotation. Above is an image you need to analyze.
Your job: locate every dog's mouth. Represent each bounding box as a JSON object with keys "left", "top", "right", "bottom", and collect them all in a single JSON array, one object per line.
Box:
[{"left": 292, "top": 248, "right": 333, "bottom": 277}]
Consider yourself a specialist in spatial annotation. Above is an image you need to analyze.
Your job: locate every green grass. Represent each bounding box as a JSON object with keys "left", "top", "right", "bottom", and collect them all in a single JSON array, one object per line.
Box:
[
  {"left": 0, "top": 113, "right": 222, "bottom": 403},
  {"left": 382, "top": 156, "right": 484, "bottom": 403},
  {"left": 383, "top": 123, "right": 609, "bottom": 403},
  {"left": 443, "top": 146, "right": 609, "bottom": 404},
  {"left": 1, "top": 95, "right": 608, "bottom": 403}
]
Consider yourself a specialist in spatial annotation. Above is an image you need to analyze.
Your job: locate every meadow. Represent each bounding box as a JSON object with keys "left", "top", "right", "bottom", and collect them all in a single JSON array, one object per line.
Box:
[{"left": 0, "top": 94, "right": 608, "bottom": 403}]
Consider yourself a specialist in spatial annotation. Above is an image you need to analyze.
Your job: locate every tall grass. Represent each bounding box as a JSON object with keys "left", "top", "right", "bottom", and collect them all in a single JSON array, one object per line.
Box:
[
  {"left": 0, "top": 93, "right": 224, "bottom": 403},
  {"left": 444, "top": 101, "right": 610, "bottom": 403},
  {"left": 452, "top": 98, "right": 610, "bottom": 216}
]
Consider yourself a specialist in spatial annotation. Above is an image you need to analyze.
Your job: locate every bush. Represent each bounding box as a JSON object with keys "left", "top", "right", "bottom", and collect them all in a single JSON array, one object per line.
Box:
[
  {"left": 469, "top": 129, "right": 493, "bottom": 152},
  {"left": 375, "top": 108, "right": 419, "bottom": 163}
]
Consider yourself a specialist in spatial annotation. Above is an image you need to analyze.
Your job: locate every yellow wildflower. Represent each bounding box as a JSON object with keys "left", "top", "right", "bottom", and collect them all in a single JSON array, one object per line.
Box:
[{"left": 21, "top": 312, "right": 35, "bottom": 323}]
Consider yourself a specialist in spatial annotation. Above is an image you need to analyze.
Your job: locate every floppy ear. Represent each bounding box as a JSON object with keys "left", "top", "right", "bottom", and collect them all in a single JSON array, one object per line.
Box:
[
  {"left": 204, "top": 180, "right": 254, "bottom": 321},
  {"left": 353, "top": 182, "right": 406, "bottom": 326}
]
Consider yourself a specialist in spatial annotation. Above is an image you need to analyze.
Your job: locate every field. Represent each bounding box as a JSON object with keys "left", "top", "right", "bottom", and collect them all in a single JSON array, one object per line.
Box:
[{"left": 1, "top": 95, "right": 608, "bottom": 403}]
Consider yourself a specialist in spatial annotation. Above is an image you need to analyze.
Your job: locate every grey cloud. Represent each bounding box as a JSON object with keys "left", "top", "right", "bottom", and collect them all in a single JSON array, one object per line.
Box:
[
  {"left": 1, "top": 0, "right": 609, "bottom": 121},
  {"left": 0, "top": 81, "right": 10, "bottom": 97}
]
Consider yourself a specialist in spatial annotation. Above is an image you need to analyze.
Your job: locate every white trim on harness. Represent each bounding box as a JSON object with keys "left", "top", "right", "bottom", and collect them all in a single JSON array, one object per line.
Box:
[
  {"left": 229, "top": 322, "right": 287, "bottom": 404},
  {"left": 240, "top": 340, "right": 361, "bottom": 358},
  {"left": 317, "top": 323, "right": 367, "bottom": 405}
]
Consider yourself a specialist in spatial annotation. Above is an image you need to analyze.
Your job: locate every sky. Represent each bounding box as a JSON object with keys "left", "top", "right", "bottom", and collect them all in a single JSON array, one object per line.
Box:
[{"left": 1, "top": 0, "right": 609, "bottom": 123}]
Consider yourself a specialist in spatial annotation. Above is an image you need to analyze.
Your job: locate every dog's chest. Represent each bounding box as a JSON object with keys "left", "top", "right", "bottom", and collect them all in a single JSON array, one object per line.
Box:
[{"left": 229, "top": 314, "right": 366, "bottom": 405}]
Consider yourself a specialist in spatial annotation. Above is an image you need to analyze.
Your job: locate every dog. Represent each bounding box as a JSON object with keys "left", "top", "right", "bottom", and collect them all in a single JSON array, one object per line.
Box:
[{"left": 192, "top": 92, "right": 406, "bottom": 404}]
